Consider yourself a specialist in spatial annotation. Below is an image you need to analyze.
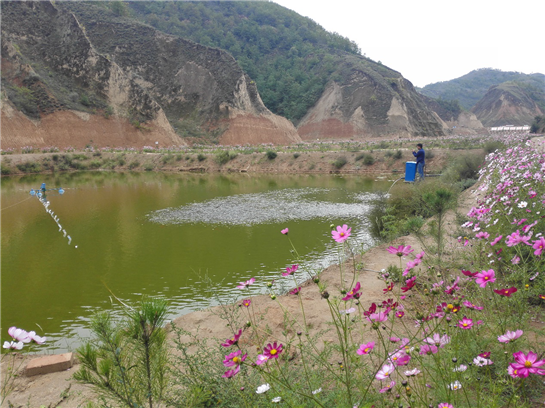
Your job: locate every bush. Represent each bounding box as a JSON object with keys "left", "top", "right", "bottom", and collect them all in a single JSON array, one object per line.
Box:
[
  {"left": 393, "top": 150, "right": 402, "bottom": 160},
  {"left": 89, "top": 160, "right": 102, "bottom": 169},
  {"left": 129, "top": 161, "right": 140, "bottom": 170},
  {"left": 265, "top": 150, "right": 277, "bottom": 160},
  {"left": 215, "top": 150, "right": 237, "bottom": 165},
  {"left": 197, "top": 153, "right": 207, "bottom": 162},
  {"left": 293, "top": 152, "right": 300, "bottom": 159},
  {"left": 16, "top": 162, "right": 42, "bottom": 173},
  {"left": 1, "top": 163, "right": 12, "bottom": 175},
  {"left": 144, "top": 164, "right": 154, "bottom": 171},
  {"left": 484, "top": 140, "right": 506, "bottom": 153},
  {"left": 362, "top": 154, "right": 375, "bottom": 165},
  {"left": 332, "top": 156, "right": 348, "bottom": 169}
]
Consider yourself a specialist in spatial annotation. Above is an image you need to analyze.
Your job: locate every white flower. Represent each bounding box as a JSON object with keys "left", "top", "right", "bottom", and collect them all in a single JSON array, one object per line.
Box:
[
  {"left": 452, "top": 364, "right": 467, "bottom": 372},
  {"left": 312, "top": 388, "right": 322, "bottom": 394},
  {"left": 404, "top": 368, "right": 421, "bottom": 376},
  {"left": 272, "top": 396, "right": 281, "bottom": 403},
  {"left": 256, "top": 383, "right": 270, "bottom": 394},
  {"left": 3, "top": 341, "right": 24, "bottom": 350},
  {"left": 448, "top": 380, "right": 462, "bottom": 390},
  {"left": 518, "top": 201, "right": 528, "bottom": 208}
]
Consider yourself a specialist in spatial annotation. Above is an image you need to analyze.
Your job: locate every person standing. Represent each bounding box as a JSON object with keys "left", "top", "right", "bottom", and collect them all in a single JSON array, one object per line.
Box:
[{"left": 412, "top": 143, "right": 425, "bottom": 181}]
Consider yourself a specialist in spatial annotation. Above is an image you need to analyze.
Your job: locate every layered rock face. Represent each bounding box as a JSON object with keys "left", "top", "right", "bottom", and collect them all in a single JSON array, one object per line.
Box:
[
  {"left": 1, "top": 1, "right": 299, "bottom": 148},
  {"left": 297, "top": 59, "right": 446, "bottom": 140},
  {"left": 471, "top": 84, "right": 544, "bottom": 127}
]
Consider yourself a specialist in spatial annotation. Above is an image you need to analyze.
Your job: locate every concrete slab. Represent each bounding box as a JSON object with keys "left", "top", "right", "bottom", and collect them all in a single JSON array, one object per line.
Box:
[{"left": 25, "top": 352, "right": 74, "bottom": 377}]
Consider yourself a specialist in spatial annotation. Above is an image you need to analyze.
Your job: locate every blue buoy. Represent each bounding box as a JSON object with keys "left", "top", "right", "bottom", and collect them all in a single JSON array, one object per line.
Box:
[
  {"left": 58, "top": 188, "right": 65, "bottom": 195},
  {"left": 30, "top": 189, "right": 36, "bottom": 196}
]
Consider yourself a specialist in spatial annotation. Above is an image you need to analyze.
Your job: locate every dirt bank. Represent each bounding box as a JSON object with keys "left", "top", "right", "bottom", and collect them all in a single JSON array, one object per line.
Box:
[{"left": 1, "top": 147, "right": 478, "bottom": 177}]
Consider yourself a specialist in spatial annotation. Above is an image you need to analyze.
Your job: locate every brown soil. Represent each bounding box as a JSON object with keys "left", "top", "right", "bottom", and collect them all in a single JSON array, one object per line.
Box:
[{"left": 1, "top": 181, "right": 482, "bottom": 407}]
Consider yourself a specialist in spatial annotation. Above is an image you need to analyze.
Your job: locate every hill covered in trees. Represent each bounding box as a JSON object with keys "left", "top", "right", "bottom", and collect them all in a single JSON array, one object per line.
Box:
[{"left": 419, "top": 69, "right": 545, "bottom": 111}]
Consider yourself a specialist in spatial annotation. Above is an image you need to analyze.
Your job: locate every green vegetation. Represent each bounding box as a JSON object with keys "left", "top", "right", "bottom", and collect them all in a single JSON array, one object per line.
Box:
[
  {"left": 531, "top": 115, "right": 545, "bottom": 134},
  {"left": 332, "top": 156, "right": 347, "bottom": 169},
  {"left": 215, "top": 150, "right": 237, "bottom": 165},
  {"left": 419, "top": 68, "right": 545, "bottom": 110},
  {"left": 265, "top": 150, "right": 277, "bottom": 160},
  {"left": 127, "top": 1, "right": 363, "bottom": 122}
]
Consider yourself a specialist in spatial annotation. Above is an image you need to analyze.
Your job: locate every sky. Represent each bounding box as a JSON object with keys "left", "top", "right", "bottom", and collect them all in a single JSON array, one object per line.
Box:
[{"left": 272, "top": 0, "right": 544, "bottom": 88}]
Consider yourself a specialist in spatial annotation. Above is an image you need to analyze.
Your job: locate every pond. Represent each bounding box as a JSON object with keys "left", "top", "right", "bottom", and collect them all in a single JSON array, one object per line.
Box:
[{"left": 1, "top": 171, "right": 391, "bottom": 352}]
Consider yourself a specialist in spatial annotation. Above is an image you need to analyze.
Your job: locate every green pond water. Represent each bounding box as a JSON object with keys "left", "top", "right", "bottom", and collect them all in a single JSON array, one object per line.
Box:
[{"left": 1, "top": 171, "right": 390, "bottom": 352}]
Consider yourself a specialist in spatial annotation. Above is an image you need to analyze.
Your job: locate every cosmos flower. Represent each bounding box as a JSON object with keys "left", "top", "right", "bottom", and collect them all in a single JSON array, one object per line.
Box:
[
  {"left": 438, "top": 404, "right": 454, "bottom": 408},
  {"left": 475, "top": 269, "right": 496, "bottom": 288},
  {"left": 532, "top": 237, "right": 545, "bottom": 256},
  {"left": 223, "top": 350, "right": 247, "bottom": 368},
  {"left": 8, "top": 327, "right": 31, "bottom": 343},
  {"left": 342, "top": 282, "right": 361, "bottom": 301},
  {"left": 237, "top": 278, "right": 256, "bottom": 289},
  {"left": 263, "top": 342, "right": 283, "bottom": 359},
  {"left": 493, "top": 287, "right": 517, "bottom": 297},
  {"left": 272, "top": 397, "right": 281, "bottom": 403},
  {"left": 255, "top": 354, "right": 269, "bottom": 365},
  {"left": 3, "top": 341, "right": 24, "bottom": 350},
  {"left": 357, "top": 342, "right": 375, "bottom": 355},
  {"left": 281, "top": 228, "right": 289, "bottom": 235},
  {"left": 404, "top": 367, "right": 421, "bottom": 376},
  {"left": 256, "top": 383, "right": 270, "bottom": 394},
  {"left": 424, "top": 333, "right": 451, "bottom": 348},
  {"left": 375, "top": 363, "right": 395, "bottom": 380},
  {"left": 509, "top": 350, "right": 545, "bottom": 377},
  {"left": 221, "top": 329, "right": 243, "bottom": 347},
  {"left": 282, "top": 264, "right": 299, "bottom": 276},
  {"left": 331, "top": 224, "right": 351, "bottom": 243},
  {"left": 448, "top": 380, "right": 462, "bottom": 391},
  {"left": 379, "top": 381, "right": 396, "bottom": 393},
  {"left": 241, "top": 299, "right": 252, "bottom": 307},
  {"left": 289, "top": 287, "right": 302, "bottom": 295},
  {"left": 457, "top": 316, "right": 474, "bottom": 330},
  {"left": 222, "top": 365, "right": 240, "bottom": 378},
  {"left": 387, "top": 245, "right": 414, "bottom": 257}
]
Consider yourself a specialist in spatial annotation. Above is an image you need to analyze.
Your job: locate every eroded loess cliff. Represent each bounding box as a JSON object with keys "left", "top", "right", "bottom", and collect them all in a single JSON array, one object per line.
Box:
[
  {"left": 297, "top": 58, "right": 447, "bottom": 140},
  {"left": 1, "top": 1, "right": 299, "bottom": 148}
]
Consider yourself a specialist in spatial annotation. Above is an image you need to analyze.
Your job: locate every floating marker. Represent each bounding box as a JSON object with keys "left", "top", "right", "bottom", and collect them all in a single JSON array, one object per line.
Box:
[{"left": 67, "top": 236, "right": 71, "bottom": 245}]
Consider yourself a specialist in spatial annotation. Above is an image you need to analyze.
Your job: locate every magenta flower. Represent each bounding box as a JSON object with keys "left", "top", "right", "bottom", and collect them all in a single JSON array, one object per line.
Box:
[
  {"left": 366, "top": 311, "right": 388, "bottom": 323},
  {"left": 506, "top": 230, "right": 532, "bottom": 247},
  {"left": 532, "top": 237, "right": 545, "bottom": 256},
  {"left": 375, "top": 363, "right": 395, "bottom": 380},
  {"left": 462, "top": 300, "right": 483, "bottom": 310},
  {"left": 223, "top": 350, "right": 247, "bottom": 367},
  {"left": 419, "top": 344, "right": 438, "bottom": 355},
  {"left": 342, "top": 282, "right": 361, "bottom": 301},
  {"left": 289, "top": 287, "right": 301, "bottom": 295},
  {"left": 237, "top": 278, "right": 256, "bottom": 289},
  {"left": 510, "top": 351, "right": 545, "bottom": 376},
  {"left": 222, "top": 365, "right": 241, "bottom": 378},
  {"left": 493, "top": 287, "right": 517, "bottom": 297},
  {"left": 387, "top": 245, "right": 414, "bottom": 257},
  {"left": 475, "top": 231, "right": 490, "bottom": 240},
  {"left": 8, "top": 327, "right": 31, "bottom": 343},
  {"left": 331, "top": 224, "right": 351, "bottom": 243},
  {"left": 401, "top": 276, "right": 416, "bottom": 293},
  {"left": 490, "top": 235, "right": 503, "bottom": 246},
  {"left": 461, "top": 269, "right": 478, "bottom": 277},
  {"left": 395, "top": 311, "right": 405, "bottom": 318},
  {"left": 457, "top": 316, "right": 474, "bottom": 329},
  {"left": 221, "top": 329, "right": 243, "bottom": 347},
  {"left": 263, "top": 342, "right": 283, "bottom": 359},
  {"left": 475, "top": 269, "right": 496, "bottom": 288},
  {"left": 281, "top": 228, "right": 289, "bottom": 235},
  {"left": 379, "top": 381, "right": 396, "bottom": 393},
  {"left": 438, "top": 404, "right": 454, "bottom": 408},
  {"left": 415, "top": 250, "right": 425, "bottom": 259},
  {"left": 241, "top": 299, "right": 252, "bottom": 307},
  {"left": 282, "top": 264, "right": 299, "bottom": 277},
  {"left": 357, "top": 341, "right": 375, "bottom": 355},
  {"left": 511, "top": 255, "right": 521, "bottom": 265}
]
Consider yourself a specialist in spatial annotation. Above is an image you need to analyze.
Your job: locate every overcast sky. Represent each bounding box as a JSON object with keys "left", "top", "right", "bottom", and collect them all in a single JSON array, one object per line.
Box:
[{"left": 272, "top": 0, "right": 544, "bottom": 88}]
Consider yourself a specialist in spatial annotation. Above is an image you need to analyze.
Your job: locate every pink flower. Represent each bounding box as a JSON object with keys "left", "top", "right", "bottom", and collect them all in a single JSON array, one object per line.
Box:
[
  {"left": 419, "top": 344, "right": 438, "bottom": 355},
  {"left": 331, "top": 224, "right": 351, "bottom": 243},
  {"left": 493, "top": 287, "right": 517, "bottom": 297},
  {"left": 457, "top": 316, "right": 474, "bottom": 329},
  {"left": 506, "top": 230, "right": 532, "bottom": 247},
  {"left": 289, "top": 287, "right": 301, "bottom": 295},
  {"left": 476, "top": 231, "right": 490, "bottom": 240},
  {"left": 379, "top": 381, "right": 396, "bottom": 393},
  {"left": 463, "top": 300, "right": 483, "bottom": 310},
  {"left": 498, "top": 330, "right": 523, "bottom": 343},
  {"left": 511, "top": 255, "right": 521, "bottom": 264},
  {"left": 510, "top": 351, "right": 545, "bottom": 377},
  {"left": 474, "top": 356, "right": 494, "bottom": 366},
  {"left": 223, "top": 350, "right": 247, "bottom": 367},
  {"left": 490, "top": 235, "right": 503, "bottom": 246},
  {"left": 281, "top": 228, "right": 289, "bottom": 235},
  {"left": 475, "top": 269, "right": 496, "bottom": 288},
  {"left": 27, "top": 332, "right": 46, "bottom": 344},
  {"left": 357, "top": 341, "right": 375, "bottom": 355},
  {"left": 532, "top": 237, "right": 545, "bottom": 256},
  {"left": 237, "top": 278, "right": 256, "bottom": 289},
  {"left": 8, "top": 327, "right": 31, "bottom": 343},
  {"left": 255, "top": 354, "right": 270, "bottom": 365},
  {"left": 282, "top": 264, "right": 299, "bottom": 276},
  {"left": 222, "top": 365, "right": 241, "bottom": 378},
  {"left": 387, "top": 245, "right": 414, "bottom": 257},
  {"left": 241, "top": 299, "right": 252, "bottom": 307},
  {"left": 424, "top": 333, "right": 451, "bottom": 348},
  {"left": 375, "top": 363, "right": 395, "bottom": 380},
  {"left": 367, "top": 311, "right": 388, "bottom": 323},
  {"left": 415, "top": 251, "right": 425, "bottom": 259},
  {"left": 404, "top": 367, "right": 421, "bottom": 376},
  {"left": 383, "top": 283, "right": 394, "bottom": 294},
  {"left": 438, "top": 404, "right": 454, "bottom": 408},
  {"left": 263, "top": 342, "right": 283, "bottom": 359},
  {"left": 221, "top": 329, "right": 243, "bottom": 347},
  {"left": 342, "top": 282, "right": 361, "bottom": 301},
  {"left": 395, "top": 311, "right": 405, "bottom": 318}
]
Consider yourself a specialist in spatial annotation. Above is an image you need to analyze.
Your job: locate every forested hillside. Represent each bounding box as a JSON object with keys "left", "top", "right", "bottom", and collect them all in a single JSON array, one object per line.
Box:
[
  {"left": 124, "top": 1, "right": 366, "bottom": 123},
  {"left": 419, "top": 68, "right": 545, "bottom": 110}
]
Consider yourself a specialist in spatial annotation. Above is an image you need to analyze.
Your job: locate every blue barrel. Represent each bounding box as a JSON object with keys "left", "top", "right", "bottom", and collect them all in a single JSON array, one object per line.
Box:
[{"left": 405, "top": 161, "right": 417, "bottom": 182}]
